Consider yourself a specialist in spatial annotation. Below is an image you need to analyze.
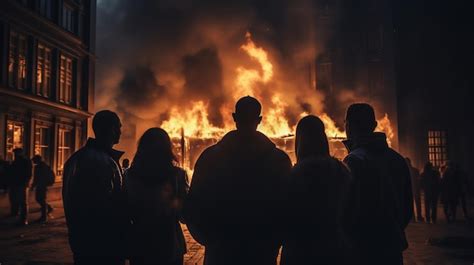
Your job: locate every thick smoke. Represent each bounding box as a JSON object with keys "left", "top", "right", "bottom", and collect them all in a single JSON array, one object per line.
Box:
[{"left": 96, "top": 0, "right": 329, "bottom": 149}]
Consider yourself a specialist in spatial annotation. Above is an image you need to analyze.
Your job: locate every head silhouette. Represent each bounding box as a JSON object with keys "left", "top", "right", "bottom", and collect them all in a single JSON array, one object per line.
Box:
[
  {"left": 32, "top": 155, "right": 42, "bottom": 165},
  {"left": 92, "top": 110, "right": 121, "bottom": 147},
  {"left": 295, "top": 115, "right": 330, "bottom": 162},
  {"left": 424, "top": 162, "right": 433, "bottom": 172},
  {"left": 232, "top": 96, "right": 262, "bottom": 133},
  {"left": 131, "top": 127, "right": 177, "bottom": 182},
  {"left": 13, "top": 148, "right": 24, "bottom": 160},
  {"left": 345, "top": 103, "right": 377, "bottom": 140}
]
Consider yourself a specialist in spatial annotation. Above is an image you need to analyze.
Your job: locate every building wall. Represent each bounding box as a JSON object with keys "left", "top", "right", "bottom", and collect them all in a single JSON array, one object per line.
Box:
[{"left": 0, "top": 0, "right": 96, "bottom": 178}]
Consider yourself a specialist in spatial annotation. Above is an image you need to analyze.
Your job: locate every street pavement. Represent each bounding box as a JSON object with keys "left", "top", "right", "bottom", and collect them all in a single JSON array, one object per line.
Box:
[{"left": 0, "top": 196, "right": 473, "bottom": 265}]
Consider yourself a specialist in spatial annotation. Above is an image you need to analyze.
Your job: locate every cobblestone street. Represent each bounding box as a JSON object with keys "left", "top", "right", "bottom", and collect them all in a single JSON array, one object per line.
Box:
[{"left": 0, "top": 195, "right": 473, "bottom": 265}]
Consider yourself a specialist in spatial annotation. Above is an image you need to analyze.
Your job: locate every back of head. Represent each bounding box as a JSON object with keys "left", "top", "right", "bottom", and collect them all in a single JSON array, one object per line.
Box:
[
  {"left": 92, "top": 110, "right": 121, "bottom": 144},
  {"left": 32, "top": 155, "right": 42, "bottom": 164},
  {"left": 232, "top": 96, "right": 262, "bottom": 133},
  {"left": 345, "top": 103, "right": 377, "bottom": 138},
  {"left": 295, "top": 115, "right": 330, "bottom": 162},
  {"left": 13, "top": 148, "right": 24, "bottom": 159},
  {"left": 131, "top": 127, "right": 176, "bottom": 183}
]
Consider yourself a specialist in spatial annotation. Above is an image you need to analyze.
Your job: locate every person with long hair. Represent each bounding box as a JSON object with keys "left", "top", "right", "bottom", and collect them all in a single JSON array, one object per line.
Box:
[
  {"left": 281, "top": 115, "right": 352, "bottom": 265},
  {"left": 125, "top": 128, "right": 188, "bottom": 265}
]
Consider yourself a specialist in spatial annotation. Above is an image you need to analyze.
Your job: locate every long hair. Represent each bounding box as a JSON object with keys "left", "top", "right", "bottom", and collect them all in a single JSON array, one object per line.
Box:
[
  {"left": 295, "top": 115, "right": 330, "bottom": 163},
  {"left": 129, "top": 127, "right": 178, "bottom": 184}
]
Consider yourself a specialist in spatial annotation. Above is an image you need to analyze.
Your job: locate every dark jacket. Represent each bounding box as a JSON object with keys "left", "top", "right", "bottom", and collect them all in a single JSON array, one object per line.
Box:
[
  {"left": 184, "top": 130, "right": 292, "bottom": 265},
  {"left": 420, "top": 168, "right": 440, "bottom": 198},
  {"left": 281, "top": 156, "right": 352, "bottom": 265},
  {"left": 343, "top": 133, "right": 413, "bottom": 257},
  {"left": 32, "top": 161, "right": 54, "bottom": 188},
  {"left": 62, "top": 138, "right": 128, "bottom": 257},
  {"left": 7, "top": 156, "right": 32, "bottom": 187},
  {"left": 125, "top": 166, "right": 188, "bottom": 262}
]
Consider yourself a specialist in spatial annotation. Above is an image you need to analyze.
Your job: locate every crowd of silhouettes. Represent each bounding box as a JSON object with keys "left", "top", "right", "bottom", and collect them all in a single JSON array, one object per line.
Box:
[{"left": 0, "top": 96, "right": 471, "bottom": 265}]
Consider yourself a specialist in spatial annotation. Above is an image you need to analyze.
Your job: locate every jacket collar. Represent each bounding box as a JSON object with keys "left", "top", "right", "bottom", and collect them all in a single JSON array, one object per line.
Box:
[
  {"left": 85, "top": 138, "right": 124, "bottom": 162},
  {"left": 343, "top": 132, "right": 388, "bottom": 152}
]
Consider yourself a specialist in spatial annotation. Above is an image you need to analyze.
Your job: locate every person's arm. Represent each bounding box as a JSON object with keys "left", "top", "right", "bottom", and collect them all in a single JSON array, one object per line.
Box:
[
  {"left": 31, "top": 166, "right": 38, "bottom": 189},
  {"left": 342, "top": 155, "right": 362, "bottom": 234}
]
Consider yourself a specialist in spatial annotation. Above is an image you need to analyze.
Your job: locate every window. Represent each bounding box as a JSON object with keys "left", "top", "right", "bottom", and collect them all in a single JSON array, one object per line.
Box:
[
  {"left": 34, "top": 126, "right": 51, "bottom": 164},
  {"left": 62, "top": 5, "right": 75, "bottom": 33},
  {"left": 428, "top": 130, "right": 448, "bottom": 167},
  {"left": 59, "top": 54, "right": 73, "bottom": 104},
  {"left": 8, "top": 31, "right": 28, "bottom": 90},
  {"left": 36, "top": 43, "right": 52, "bottom": 97},
  {"left": 6, "top": 121, "right": 25, "bottom": 161},
  {"left": 57, "top": 128, "right": 72, "bottom": 175},
  {"left": 38, "top": 0, "right": 52, "bottom": 19}
]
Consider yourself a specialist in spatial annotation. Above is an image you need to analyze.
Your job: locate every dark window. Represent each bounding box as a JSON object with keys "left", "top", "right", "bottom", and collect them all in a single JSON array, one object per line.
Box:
[
  {"left": 34, "top": 125, "right": 51, "bottom": 164},
  {"left": 428, "top": 130, "right": 448, "bottom": 167},
  {"left": 57, "top": 128, "right": 72, "bottom": 175},
  {"left": 8, "top": 31, "right": 28, "bottom": 90},
  {"left": 59, "top": 54, "right": 73, "bottom": 104},
  {"left": 6, "top": 121, "right": 25, "bottom": 161},
  {"left": 62, "top": 5, "right": 75, "bottom": 33},
  {"left": 36, "top": 43, "right": 52, "bottom": 97},
  {"left": 38, "top": 0, "right": 52, "bottom": 19}
]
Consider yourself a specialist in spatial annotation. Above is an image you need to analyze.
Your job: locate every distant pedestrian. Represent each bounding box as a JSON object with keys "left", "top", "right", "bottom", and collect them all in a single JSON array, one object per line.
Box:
[
  {"left": 7, "top": 148, "right": 33, "bottom": 226},
  {"left": 281, "top": 115, "right": 352, "bottom": 265},
  {"left": 126, "top": 128, "right": 188, "bottom": 265},
  {"left": 420, "top": 162, "right": 441, "bottom": 223},
  {"left": 343, "top": 103, "right": 413, "bottom": 265},
  {"left": 406, "top": 158, "right": 423, "bottom": 222},
  {"left": 63, "top": 110, "right": 128, "bottom": 265},
  {"left": 184, "top": 96, "right": 292, "bottom": 265},
  {"left": 31, "top": 155, "right": 55, "bottom": 223},
  {"left": 440, "top": 161, "right": 461, "bottom": 223}
]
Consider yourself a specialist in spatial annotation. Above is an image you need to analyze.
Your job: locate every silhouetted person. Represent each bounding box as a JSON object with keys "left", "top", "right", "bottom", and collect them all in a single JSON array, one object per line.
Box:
[
  {"left": 406, "top": 158, "right": 423, "bottom": 222},
  {"left": 63, "top": 110, "right": 128, "bottom": 265},
  {"left": 342, "top": 103, "right": 412, "bottom": 265},
  {"left": 184, "top": 96, "right": 292, "bottom": 265},
  {"left": 122, "top": 158, "right": 130, "bottom": 172},
  {"left": 126, "top": 128, "right": 188, "bottom": 265},
  {"left": 281, "top": 115, "right": 352, "bottom": 265},
  {"left": 440, "top": 161, "right": 460, "bottom": 223},
  {"left": 0, "top": 155, "right": 9, "bottom": 193},
  {"left": 31, "top": 155, "right": 55, "bottom": 223},
  {"left": 420, "top": 162, "right": 440, "bottom": 223},
  {"left": 7, "top": 148, "right": 32, "bottom": 225},
  {"left": 456, "top": 165, "right": 470, "bottom": 220}
]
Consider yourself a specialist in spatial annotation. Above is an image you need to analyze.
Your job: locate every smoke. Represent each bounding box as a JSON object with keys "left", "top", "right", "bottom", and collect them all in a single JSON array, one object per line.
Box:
[{"left": 96, "top": 0, "right": 331, "bottom": 149}]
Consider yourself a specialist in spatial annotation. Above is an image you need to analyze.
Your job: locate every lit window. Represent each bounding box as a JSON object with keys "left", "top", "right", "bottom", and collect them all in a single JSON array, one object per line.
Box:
[
  {"left": 36, "top": 43, "right": 52, "bottom": 97},
  {"left": 8, "top": 31, "right": 28, "bottom": 90},
  {"left": 62, "top": 5, "right": 75, "bottom": 33},
  {"left": 428, "top": 130, "right": 448, "bottom": 167},
  {"left": 57, "top": 128, "right": 72, "bottom": 175},
  {"left": 59, "top": 54, "right": 73, "bottom": 104},
  {"left": 6, "top": 121, "right": 24, "bottom": 161},
  {"left": 34, "top": 126, "right": 51, "bottom": 164}
]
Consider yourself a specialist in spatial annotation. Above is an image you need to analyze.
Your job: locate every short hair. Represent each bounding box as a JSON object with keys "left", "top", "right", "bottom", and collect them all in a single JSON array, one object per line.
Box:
[
  {"left": 92, "top": 110, "right": 120, "bottom": 135},
  {"left": 346, "top": 103, "right": 376, "bottom": 132},
  {"left": 234, "top": 96, "right": 261, "bottom": 120}
]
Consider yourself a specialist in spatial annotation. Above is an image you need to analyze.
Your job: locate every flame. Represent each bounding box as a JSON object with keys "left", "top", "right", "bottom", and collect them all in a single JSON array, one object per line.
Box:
[{"left": 375, "top": 114, "right": 394, "bottom": 146}]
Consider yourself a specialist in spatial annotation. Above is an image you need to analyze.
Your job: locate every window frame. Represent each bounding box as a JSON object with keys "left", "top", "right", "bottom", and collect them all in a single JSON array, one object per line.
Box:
[
  {"left": 36, "top": 42, "right": 53, "bottom": 98},
  {"left": 428, "top": 130, "right": 448, "bottom": 168}
]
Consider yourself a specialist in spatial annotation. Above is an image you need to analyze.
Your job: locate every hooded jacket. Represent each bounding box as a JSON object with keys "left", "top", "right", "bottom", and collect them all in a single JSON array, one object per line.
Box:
[
  {"left": 343, "top": 132, "right": 413, "bottom": 256},
  {"left": 62, "top": 138, "right": 128, "bottom": 257},
  {"left": 184, "top": 130, "right": 292, "bottom": 265}
]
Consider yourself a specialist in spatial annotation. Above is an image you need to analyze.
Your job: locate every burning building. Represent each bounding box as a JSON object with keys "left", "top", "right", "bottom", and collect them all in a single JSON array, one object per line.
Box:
[
  {"left": 0, "top": 0, "right": 96, "bottom": 178},
  {"left": 95, "top": 0, "right": 398, "bottom": 171}
]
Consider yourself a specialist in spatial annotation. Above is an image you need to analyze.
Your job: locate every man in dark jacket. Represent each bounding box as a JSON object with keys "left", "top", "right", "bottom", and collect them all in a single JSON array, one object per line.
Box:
[
  {"left": 420, "top": 162, "right": 440, "bottom": 223},
  {"left": 8, "top": 148, "right": 33, "bottom": 225},
  {"left": 184, "top": 96, "right": 292, "bottom": 265},
  {"left": 31, "top": 155, "right": 54, "bottom": 223},
  {"left": 343, "top": 103, "right": 413, "bottom": 265},
  {"left": 62, "top": 110, "right": 128, "bottom": 265}
]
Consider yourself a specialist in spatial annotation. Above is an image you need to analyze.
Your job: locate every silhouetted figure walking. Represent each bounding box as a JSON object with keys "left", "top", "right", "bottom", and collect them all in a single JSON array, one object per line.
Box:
[
  {"left": 126, "top": 128, "right": 188, "bottom": 265},
  {"left": 184, "top": 96, "right": 292, "bottom": 265},
  {"left": 343, "top": 103, "right": 413, "bottom": 265},
  {"left": 7, "top": 148, "right": 32, "bottom": 226},
  {"left": 406, "top": 158, "right": 423, "bottom": 222},
  {"left": 281, "top": 115, "right": 352, "bottom": 265},
  {"left": 440, "top": 161, "right": 460, "bottom": 223},
  {"left": 420, "top": 162, "right": 440, "bottom": 223},
  {"left": 31, "top": 155, "right": 55, "bottom": 223},
  {"left": 63, "top": 110, "right": 128, "bottom": 265}
]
